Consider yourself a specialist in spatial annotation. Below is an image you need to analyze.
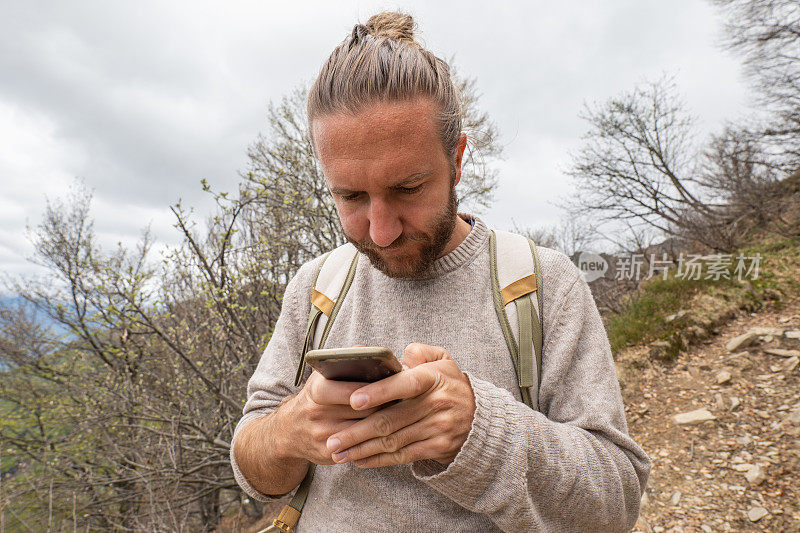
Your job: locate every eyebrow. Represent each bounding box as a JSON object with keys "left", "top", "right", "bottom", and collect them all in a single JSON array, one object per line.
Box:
[{"left": 329, "top": 171, "right": 432, "bottom": 195}]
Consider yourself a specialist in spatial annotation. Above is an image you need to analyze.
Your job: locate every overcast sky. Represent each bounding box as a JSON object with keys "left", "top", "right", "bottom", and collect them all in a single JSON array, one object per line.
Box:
[{"left": 0, "top": 0, "right": 753, "bottom": 279}]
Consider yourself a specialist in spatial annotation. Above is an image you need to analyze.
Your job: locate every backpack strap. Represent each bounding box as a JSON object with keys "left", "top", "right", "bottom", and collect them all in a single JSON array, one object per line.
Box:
[
  {"left": 293, "top": 243, "right": 360, "bottom": 387},
  {"left": 271, "top": 244, "right": 359, "bottom": 533},
  {"left": 270, "top": 232, "right": 544, "bottom": 532},
  {"left": 489, "top": 229, "right": 544, "bottom": 411}
]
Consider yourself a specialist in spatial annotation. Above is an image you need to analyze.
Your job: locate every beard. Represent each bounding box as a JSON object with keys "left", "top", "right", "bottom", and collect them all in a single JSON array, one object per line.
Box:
[{"left": 343, "top": 179, "right": 459, "bottom": 280}]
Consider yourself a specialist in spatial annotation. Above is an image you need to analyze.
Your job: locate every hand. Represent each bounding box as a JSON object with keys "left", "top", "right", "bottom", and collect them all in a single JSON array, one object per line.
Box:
[
  {"left": 283, "top": 369, "right": 379, "bottom": 465},
  {"left": 324, "top": 342, "right": 476, "bottom": 468}
]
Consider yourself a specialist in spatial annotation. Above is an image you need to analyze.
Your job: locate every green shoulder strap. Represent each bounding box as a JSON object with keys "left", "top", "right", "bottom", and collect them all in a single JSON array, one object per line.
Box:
[
  {"left": 488, "top": 230, "right": 544, "bottom": 410},
  {"left": 267, "top": 248, "right": 359, "bottom": 533}
]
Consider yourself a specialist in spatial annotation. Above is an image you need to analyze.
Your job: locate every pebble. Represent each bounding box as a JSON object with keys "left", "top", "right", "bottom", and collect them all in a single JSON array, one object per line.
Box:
[
  {"left": 673, "top": 408, "right": 716, "bottom": 425},
  {"left": 726, "top": 332, "right": 757, "bottom": 352},
  {"left": 749, "top": 326, "right": 784, "bottom": 336},
  {"left": 716, "top": 370, "right": 732, "bottom": 384},
  {"left": 744, "top": 464, "right": 766, "bottom": 485},
  {"left": 785, "top": 330, "right": 800, "bottom": 339},
  {"left": 729, "top": 396, "right": 741, "bottom": 410},
  {"left": 748, "top": 506, "right": 768, "bottom": 522},
  {"left": 670, "top": 491, "right": 682, "bottom": 505},
  {"left": 764, "top": 348, "right": 800, "bottom": 358}
]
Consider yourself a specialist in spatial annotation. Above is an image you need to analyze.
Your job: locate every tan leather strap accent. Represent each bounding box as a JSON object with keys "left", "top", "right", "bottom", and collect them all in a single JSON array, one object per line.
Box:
[
  {"left": 500, "top": 273, "right": 537, "bottom": 306},
  {"left": 272, "top": 504, "right": 301, "bottom": 532},
  {"left": 311, "top": 288, "right": 334, "bottom": 316}
]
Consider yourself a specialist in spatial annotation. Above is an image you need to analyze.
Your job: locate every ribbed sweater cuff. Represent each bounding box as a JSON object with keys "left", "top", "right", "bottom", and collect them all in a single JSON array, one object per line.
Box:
[{"left": 410, "top": 373, "right": 519, "bottom": 498}]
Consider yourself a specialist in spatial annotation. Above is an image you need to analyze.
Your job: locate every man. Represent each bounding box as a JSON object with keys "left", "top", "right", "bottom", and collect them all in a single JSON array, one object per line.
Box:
[{"left": 231, "top": 11, "right": 650, "bottom": 532}]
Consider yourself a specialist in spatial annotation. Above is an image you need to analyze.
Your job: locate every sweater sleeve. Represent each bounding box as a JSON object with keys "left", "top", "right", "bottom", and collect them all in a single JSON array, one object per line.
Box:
[
  {"left": 229, "top": 258, "right": 321, "bottom": 502},
  {"left": 409, "top": 266, "right": 651, "bottom": 532}
]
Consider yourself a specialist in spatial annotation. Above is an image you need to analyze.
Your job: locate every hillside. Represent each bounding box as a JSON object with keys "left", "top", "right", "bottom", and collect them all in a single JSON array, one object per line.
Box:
[{"left": 616, "top": 236, "right": 800, "bottom": 531}]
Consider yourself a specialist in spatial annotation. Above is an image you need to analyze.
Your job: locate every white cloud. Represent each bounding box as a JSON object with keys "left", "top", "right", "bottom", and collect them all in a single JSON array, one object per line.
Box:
[{"left": 0, "top": 0, "right": 752, "bottom": 277}]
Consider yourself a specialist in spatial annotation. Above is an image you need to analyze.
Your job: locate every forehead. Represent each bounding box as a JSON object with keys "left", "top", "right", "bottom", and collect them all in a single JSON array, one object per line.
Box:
[{"left": 312, "top": 97, "right": 445, "bottom": 177}]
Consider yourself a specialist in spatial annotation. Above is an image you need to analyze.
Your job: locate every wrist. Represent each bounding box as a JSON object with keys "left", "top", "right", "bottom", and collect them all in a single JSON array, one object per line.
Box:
[{"left": 270, "top": 394, "right": 301, "bottom": 461}]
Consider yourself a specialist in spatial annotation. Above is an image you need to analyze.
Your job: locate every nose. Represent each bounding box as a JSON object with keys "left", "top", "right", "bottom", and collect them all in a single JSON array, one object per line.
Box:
[{"left": 368, "top": 198, "right": 402, "bottom": 248}]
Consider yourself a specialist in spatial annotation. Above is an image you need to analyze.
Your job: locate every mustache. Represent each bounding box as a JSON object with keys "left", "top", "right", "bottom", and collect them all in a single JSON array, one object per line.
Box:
[{"left": 355, "top": 232, "right": 427, "bottom": 251}]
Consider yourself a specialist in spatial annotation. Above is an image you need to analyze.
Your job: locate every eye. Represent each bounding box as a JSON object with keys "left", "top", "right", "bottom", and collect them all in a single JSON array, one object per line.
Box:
[
  {"left": 398, "top": 184, "right": 423, "bottom": 194},
  {"left": 339, "top": 192, "right": 361, "bottom": 201}
]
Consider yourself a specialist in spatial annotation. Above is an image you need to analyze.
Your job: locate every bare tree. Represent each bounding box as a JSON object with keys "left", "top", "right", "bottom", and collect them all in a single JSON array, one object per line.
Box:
[
  {"left": 0, "top": 70, "right": 503, "bottom": 530},
  {"left": 712, "top": 0, "right": 800, "bottom": 167},
  {"left": 566, "top": 75, "right": 714, "bottom": 235},
  {"left": 511, "top": 216, "right": 600, "bottom": 257}
]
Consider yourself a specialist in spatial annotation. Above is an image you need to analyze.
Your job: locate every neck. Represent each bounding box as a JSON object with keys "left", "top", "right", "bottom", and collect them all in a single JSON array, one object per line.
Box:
[{"left": 438, "top": 214, "right": 472, "bottom": 258}]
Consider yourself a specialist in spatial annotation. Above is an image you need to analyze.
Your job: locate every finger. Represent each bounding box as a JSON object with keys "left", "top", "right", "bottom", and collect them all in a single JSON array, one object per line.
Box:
[
  {"left": 349, "top": 365, "right": 436, "bottom": 410},
  {"left": 331, "top": 419, "right": 435, "bottom": 464},
  {"left": 326, "top": 404, "right": 380, "bottom": 420},
  {"left": 307, "top": 371, "right": 368, "bottom": 406},
  {"left": 354, "top": 439, "right": 436, "bottom": 468},
  {"left": 327, "top": 396, "right": 430, "bottom": 453},
  {"left": 402, "top": 343, "right": 451, "bottom": 369}
]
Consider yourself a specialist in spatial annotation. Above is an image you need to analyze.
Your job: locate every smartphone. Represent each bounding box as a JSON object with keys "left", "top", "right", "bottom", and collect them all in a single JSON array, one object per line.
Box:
[{"left": 304, "top": 346, "right": 402, "bottom": 382}]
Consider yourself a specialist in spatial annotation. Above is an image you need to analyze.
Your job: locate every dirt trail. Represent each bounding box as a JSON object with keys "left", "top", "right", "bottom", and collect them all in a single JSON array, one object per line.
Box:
[{"left": 620, "top": 296, "right": 800, "bottom": 532}]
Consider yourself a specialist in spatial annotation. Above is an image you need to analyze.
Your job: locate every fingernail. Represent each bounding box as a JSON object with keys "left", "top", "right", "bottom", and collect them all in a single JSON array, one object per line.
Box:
[
  {"left": 326, "top": 437, "right": 340, "bottom": 452},
  {"left": 352, "top": 392, "right": 368, "bottom": 409},
  {"left": 332, "top": 450, "right": 348, "bottom": 462}
]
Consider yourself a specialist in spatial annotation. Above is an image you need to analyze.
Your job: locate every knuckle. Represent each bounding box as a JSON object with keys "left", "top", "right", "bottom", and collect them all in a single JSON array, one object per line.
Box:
[
  {"left": 381, "top": 433, "right": 400, "bottom": 452},
  {"left": 430, "top": 394, "right": 454, "bottom": 412},
  {"left": 393, "top": 447, "right": 409, "bottom": 465},
  {"left": 434, "top": 435, "right": 453, "bottom": 453},
  {"left": 306, "top": 378, "right": 321, "bottom": 404},
  {"left": 373, "top": 413, "right": 393, "bottom": 437},
  {"left": 407, "top": 371, "right": 425, "bottom": 393}
]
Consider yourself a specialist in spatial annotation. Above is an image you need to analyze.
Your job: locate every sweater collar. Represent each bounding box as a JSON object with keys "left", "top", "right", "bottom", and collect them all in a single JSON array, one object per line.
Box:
[{"left": 422, "top": 212, "right": 488, "bottom": 278}]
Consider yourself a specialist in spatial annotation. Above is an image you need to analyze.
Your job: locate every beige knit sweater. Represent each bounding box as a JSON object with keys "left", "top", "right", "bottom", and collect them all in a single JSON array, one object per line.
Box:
[{"left": 230, "top": 214, "right": 650, "bottom": 532}]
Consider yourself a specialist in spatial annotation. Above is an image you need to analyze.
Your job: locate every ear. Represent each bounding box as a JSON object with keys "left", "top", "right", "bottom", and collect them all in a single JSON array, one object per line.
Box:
[{"left": 453, "top": 132, "right": 468, "bottom": 187}]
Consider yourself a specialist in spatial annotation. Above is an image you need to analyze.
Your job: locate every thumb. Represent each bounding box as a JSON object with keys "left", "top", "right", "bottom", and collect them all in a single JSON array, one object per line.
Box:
[{"left": 403, "top": 343, "right": 451, "bottom": 369}]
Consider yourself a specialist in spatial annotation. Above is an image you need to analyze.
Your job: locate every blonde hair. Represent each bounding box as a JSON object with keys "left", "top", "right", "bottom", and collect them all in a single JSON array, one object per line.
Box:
[{"left": 307, "top": 11, "right": 462, "bottom": 163}]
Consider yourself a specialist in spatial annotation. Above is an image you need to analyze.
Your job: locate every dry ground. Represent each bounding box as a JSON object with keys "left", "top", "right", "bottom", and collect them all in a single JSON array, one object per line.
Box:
[{"left": 620, "top": 296, "right": 800, "bottom": 532}]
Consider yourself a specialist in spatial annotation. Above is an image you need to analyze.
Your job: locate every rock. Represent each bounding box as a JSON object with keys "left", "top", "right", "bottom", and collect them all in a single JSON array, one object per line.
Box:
[
  {"left": 748, "top": 506, "right": 768, "bottom": 522},
  {"left": 784, "top": 356, "right": 799, "bottom": 373},
  {"left": 735, "top": 434, "right": 751, "bottom": 446},
  {"left": 726, "top": 350, "right": 749, "bottom": 360},
  {"left": 784, "top": 330, "right": 800, "bottom": 339},
  {"left": 744, "top": 464, "right": 766, "bottom": 485},
  {"left": 730, "top": 396, "right": 742, "bottom": 411},
  {"left": 666, "top": 310, "right": 689, "bottom": 323},
  {"left": 749, "top": 326, "right": 784, "bottom": 336},
  {"left": 716, "top": 370, "right": 732, "bottom": 384},
  {"left": 701, "top": 525, "right": 712, "bottom": 533},
  {"left": 714, "top": 393, "right": 725, "bottom": 410},
  {"left": 732, "top": 462, "right": 755, "bottom": 471},
  {"left": 778, "top": 316, "right": 791, "bottom": 323},
  {"left": 726, "top": 332, "right": 757, "bottom": 352},
  {"left": 670, "top": 491, "right": 681, "bottom": 505},
  {"left": 763, "top": 334, "right": 774, "bottom": 343},
  {"left": 673, "top": 408, "right": 716, "bottom": 425},
  {"left": 784, "top": 409, "right": 800, "bottom": 426},
  {"left": 764, "top": 348, "right": 800, "bottom": 358}
]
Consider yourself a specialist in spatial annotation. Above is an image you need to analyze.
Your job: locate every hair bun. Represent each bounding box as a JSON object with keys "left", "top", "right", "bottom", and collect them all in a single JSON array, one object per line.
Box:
[{"left": 364, "top": 11, "right": 416, "bottom": 43}]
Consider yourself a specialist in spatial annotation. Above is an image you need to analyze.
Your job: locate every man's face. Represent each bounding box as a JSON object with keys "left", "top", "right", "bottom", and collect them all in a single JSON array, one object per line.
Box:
[{"left": 312, "top": 97, "right": 467, "bottom": 279}]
